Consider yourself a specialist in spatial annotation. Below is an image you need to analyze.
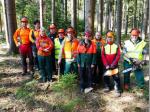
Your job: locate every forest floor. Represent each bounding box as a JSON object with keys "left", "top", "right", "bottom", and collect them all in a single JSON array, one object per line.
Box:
[{"left": 0, "top": 42, "right": 149, "bottom": 112}]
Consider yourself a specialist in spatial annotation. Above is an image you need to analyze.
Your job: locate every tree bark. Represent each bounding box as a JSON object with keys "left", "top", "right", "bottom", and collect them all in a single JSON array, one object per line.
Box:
[
  {"left": 71, "top": 0, "right": 77, "bottom": 30},
  {"left": 51, "top": 0, "right": 55, "bottom": 23},
  {"left": 5, "top": 0, "right": 18, "bottom": 54},
  {"left": 1, "top": 0, "right": 9, "bottom": 47},
  {"left": 125, "top": 0, "right": 129, "bottom": 36},
  {"left": 143, "top": 0, "right": 149, "bottom": 37},
  {"left": 99, "top": 0, "right": 103, "bottom": 33},
  {"left": 39, "top": 0, "right": 43, "bottom": 27},
  {"left": 116, "top": 0, "right": 122, "bottom": 45},
  {"left": 133, "top": 0, "right": 137, "bottom": 28},
  {"left": 64, "top": 0, "right": 67, "bottom": 23},
  {"left": 85, "top": 0, "right": 96, "bottom": 36},
  {"left": 105, "top": 0, "right": 110, "bottom": 32}
]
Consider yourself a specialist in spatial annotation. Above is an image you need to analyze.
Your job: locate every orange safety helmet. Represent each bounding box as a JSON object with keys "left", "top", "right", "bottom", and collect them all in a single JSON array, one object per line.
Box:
[
  {"left": 66, "top": 27, "right": 75, "bottom": 33},
  {"left": 58, "top": 29, "right": 65, "bottom": 33},
  {"left": 106, "top": 31, "right": 114, "bottom": 38},
  {"left": 49, "top": 24, "right": 56, "bottom": 29},
  {"left": 130, "top": 28, "right": 140, "bottom": 36},
  {"left": 85, "top": 30, "right": 92, "bottom": 37},
  {"left": 21, "top": 17, "right": 28, "bottom": 23}
]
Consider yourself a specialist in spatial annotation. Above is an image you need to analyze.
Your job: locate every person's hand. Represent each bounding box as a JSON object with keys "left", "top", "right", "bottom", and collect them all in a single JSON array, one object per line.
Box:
[
  {"left": 17, "top": 43, "right": 21, "bottom": 48},
  {"left": 91, "top": 64, "right": 95, "bottom": 68},
  {"left": 58, "top": 59, "right": 61, "bottom": 65},
  {"left": 106, "top": 65, "right": 110, "bottom": 69},
  {"left": 43, "top": 48, "right": 49, "bottom": 52},
  {"left": 78, "top": 64, "right": 80, "bottom": 68},
  {"left": 110, "top": 64, "right": 115, "bottom": 69},
  {"left": 134, "top": 60, "right": 141, "bottom": 65}
]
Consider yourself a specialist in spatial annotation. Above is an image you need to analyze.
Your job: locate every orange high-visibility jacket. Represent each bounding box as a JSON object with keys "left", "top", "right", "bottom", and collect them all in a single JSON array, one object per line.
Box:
[
  {"left": 29, "top": 29, "right": 40, "bottom": 43},
  {"left": 13, "top": 27, "right": 31, "bottom": 46},
  {"left": 59, "top": 38, "right": 79, "bottom": 60},
  {"left": 36, "top": 35, "right": 54, "bottom": 56}
]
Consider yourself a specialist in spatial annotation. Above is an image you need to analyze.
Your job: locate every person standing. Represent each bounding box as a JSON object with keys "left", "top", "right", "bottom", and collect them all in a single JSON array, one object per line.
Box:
[
  {"left": 77, "top": 31, "right": 96, "bottom": 93},
  {"left": 48, "top": 23, "right": 57, "bottom": 75},
  {"left": 101, "top": 31, "right": 121, "bottom": 97},
  {"left": 13, "top": 17, "right": 34, "bottom": 75},
  {"left": 54, "top": 29, "right": 65, "bottom": 75},
  {"left": 36, "top": 28, "right": 54, "bottom": 82},
  {"left": 123, "top": 28, "right": 147, "bottom": 90},
  {"left": 29, "top": 20, "right": 40, "bottom": 70},
  {"left": 92, "top": 32, "right": 105, "bottom": 85},
  {"left": 58, "top": 27, "right": 79, "bottom": 74}
]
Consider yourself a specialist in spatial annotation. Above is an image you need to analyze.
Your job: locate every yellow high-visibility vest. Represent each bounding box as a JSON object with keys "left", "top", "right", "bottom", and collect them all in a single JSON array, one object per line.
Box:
[
  {"left": 124, "top": 40, "right": 146, "bottom": 61},
  {"left": 54, "top": 38, "right": 61, "bottom": 59},
  {"left": 64, "top": 39, "right": 78, "bottom": 59},
  {"left": 104, "top": 44, "right": 118, "bottom": 54}
]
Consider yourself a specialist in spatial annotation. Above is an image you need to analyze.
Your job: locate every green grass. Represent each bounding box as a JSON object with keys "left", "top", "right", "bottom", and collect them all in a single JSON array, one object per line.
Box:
[{"left": 15, "top": 80, "right": 38, "bottom": 105}]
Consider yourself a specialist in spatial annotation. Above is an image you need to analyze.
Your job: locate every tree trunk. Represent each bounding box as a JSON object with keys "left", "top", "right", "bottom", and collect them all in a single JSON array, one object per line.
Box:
[
  {"left": 85, "top": 0, "right": 96, "bottom": 36},
  {"left": 64, "top": 0, "right": 67, "bottom": 23},
  {"left": 143, "top": 0, "right": 149, "bottom": 37},
  {"left": 116, "top": 0, "right": 122, "bottom": 45},
  {"left": 39, "top": 0, "right": 43, "bottom": 27},
  {"left": 5, "top": 0, "right": 18, "bottom": 54},
  {"left": 0, "top": 12, "right": 2, "bottom": 32},
  {"left": 113, "top": 0, "right": 117, "bottom": 32},
  {"left": 51, "top": 0, "right": 55, "bottom": 23},
  {"left": 1, "top": 0, "right": 9, "bottom": 47},
  {"left": 71, "top": 0, "right": 77, "bottom": 30},
  {"left": 99, "top": 0, "right": 103, "bottom": 33},
  {"left": 133, "top": 0, "right": 137, "bottom": 28},
  {"left": 125, "top": 0, "right": 129, "bottom": 36},
  {"left": 105, "top": 0, "right": 110, "bottom": 32}
]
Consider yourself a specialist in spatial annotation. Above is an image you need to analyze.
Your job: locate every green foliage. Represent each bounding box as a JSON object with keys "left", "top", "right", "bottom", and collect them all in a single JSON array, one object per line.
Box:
[
  {"left": 15, "top": 80, "right": 38, "bottom": 105},
  {"left": 16, "top": 0, "right": 39, "bottom": 28},
  {"left": 52, "top": 73, "right": 77, "bottom": 92},
  {"left": 142, "top": 86, "right": 149, "bottom": 101},
  {"left": 121, "top": 34, "right": 130, "bottom": 40},
  {"left": 77, "top": 19, "right": 84, "bottom": 33},
  {"left": 61, "top": 98, "right": 83, "bottom": 112}
]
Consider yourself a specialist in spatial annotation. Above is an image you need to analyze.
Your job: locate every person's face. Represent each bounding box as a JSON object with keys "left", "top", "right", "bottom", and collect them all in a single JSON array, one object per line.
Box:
[
  {"left": 50, "top": 28, "right": 56, "bottom": 34},
  {"left": 58, "top": 33, "right": 64, "bottom": 39},
  {"left": 131, "top": 35, "right": 138, "bottom": 42},
  {"left": 84, "top": 35, "right": 90, "bottom": 40},
  {"left": 107, "top": 37, "right": 113, "bottom": 43},
  {"left": 40, "top": 30, "right": 46, "bottom": 36},
  {"left": 34, "top": 23, "right": 40, "bottom": 29},
  {"left": 21, "top": 22, "right": 27, "bottom": 27},
  {"left": 95, "top": 32, "right": 101, "bottom": 39}
]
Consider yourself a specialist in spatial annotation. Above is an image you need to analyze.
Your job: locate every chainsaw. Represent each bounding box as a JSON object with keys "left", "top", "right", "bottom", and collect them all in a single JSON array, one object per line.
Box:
[
  {"left": 104, "top": 68, "right": 119, "bottom": 76},
  {"left": 122, "top": 59, "right": 146, "bottom": 74}
]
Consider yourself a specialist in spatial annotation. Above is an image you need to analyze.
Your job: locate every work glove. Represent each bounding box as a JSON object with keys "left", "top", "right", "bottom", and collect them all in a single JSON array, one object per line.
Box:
[
  {"left": 106, "top": 65, "right": 110, "bottom": 70},
  {"left": 58, "top": 59, "right": 61, "bottom": 65},
  {"left": 43, "top": 48, "right": 49, "bottom": 52},
  {"left": 110, "top": 64, "right": 115, "bottom": 69},
  {"left": 17, "top": 43, "right": 21, "bottom": 48},
  {"left": 91, "top": 64, "right": 95, "bottom": 68}
]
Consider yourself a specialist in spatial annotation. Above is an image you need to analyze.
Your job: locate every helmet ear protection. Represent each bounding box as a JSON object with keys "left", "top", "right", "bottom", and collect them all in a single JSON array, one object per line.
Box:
[
  {"left": 58, "top": 29, "right": 65, "bottom": 33},
  {"left": 106, "top": 31, "right": 114, "bottom": 38},
  {"left": 21, "top": 17, "right": 28, "bottom": 23},
  {"left": 49, "top": 23, "right": 57, "bottom": 29},
  {"left": 130, "top": 28, "right": 140, "bottom": 36},
  {"left": 66, "top": 27, "right": 76, "bottom": 35}
]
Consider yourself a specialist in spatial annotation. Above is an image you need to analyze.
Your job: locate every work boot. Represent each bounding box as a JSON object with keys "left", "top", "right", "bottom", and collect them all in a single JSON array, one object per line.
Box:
[
  {"left": 22, "top": 66, "right": 27, "bottom": 75},
  {"left": 84, "top": 87, "right": 93, "bottom": 93},
  {"left": 103, "top": 87, "right": 110, "bottom": 93},
  {"left": 80, "top": 88, "right": 84, "bottom": 93},
  {"left": 124, "top": 84, "right": 129, "bottom": 91},
  {"left": 115, "top": 91, "right": 121, "bottom": 97}
]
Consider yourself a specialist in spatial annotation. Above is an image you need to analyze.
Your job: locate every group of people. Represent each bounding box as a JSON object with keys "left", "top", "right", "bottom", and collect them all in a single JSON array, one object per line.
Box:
[{"left": 13, "top": 17, "right": 147, "bottom": 97}]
